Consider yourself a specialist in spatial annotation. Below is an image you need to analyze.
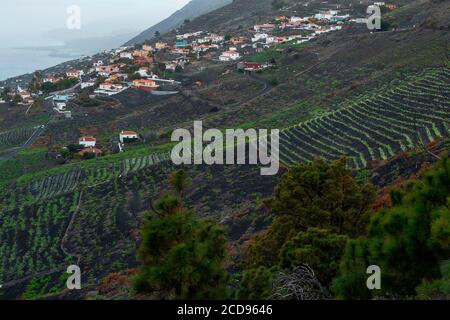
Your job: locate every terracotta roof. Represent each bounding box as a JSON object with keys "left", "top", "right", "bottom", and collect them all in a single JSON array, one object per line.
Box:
[
  {"left": 79, "top": 147, "right": 102, "bottom": 156},
  {"left": 121, "top": 131, "right": 138, "bottom": 135},
  {"left": 79, "top": 136, "right": 96, "bottom": 142},
  {"left": 133, "top": 79, "right": 156, "bottom": 85}
]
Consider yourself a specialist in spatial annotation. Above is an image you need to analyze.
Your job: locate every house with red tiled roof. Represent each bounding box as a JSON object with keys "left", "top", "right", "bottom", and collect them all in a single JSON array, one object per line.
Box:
[
  {"left": 96, "top": 64, "right": 120, "bottom": 77},
  {"left": 132, "top": 79, "right": 159, "bottom": 91},
  {"left": 79, "top": 136, "right": 97, "bottom": 148},
  {"left": 78, "top": 147, "right": 102, "bottom": 157},
  {"left": 66, "top": 69, "right": 82, "bottom": 79},
  {"left": 219, "top": 50, "right": 241, "bottom": 62},
  {"left": 119, "top": 130, "right": 138, "bottom": 143},
  {"left": 254, "top": 24, "right": 276, "bottom": 32},
  {"left": 43, "top": 75, "right": 61, "bottom": 84},
  {"left": 133, "top": 56, "right": 154, "bottom": 66}
]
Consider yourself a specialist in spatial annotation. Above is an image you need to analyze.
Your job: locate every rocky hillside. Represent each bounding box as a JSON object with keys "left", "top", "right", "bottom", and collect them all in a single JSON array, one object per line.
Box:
[{"left": 125, "top": 0, "right": 232, "bottom": 45}]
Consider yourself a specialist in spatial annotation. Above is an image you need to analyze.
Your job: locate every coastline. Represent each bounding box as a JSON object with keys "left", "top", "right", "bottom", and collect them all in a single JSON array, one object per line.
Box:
[{"left": 0, "top": 47, "right": 75, "bottom": 82}]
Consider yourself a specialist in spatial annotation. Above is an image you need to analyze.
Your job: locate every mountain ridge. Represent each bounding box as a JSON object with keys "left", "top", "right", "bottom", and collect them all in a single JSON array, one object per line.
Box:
[{"left": 125, "top": 0, "right": 232, "bottom": 46}]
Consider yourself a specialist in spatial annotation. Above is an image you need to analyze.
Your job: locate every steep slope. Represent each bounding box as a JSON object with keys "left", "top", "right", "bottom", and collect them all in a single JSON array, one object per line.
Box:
[
  {"left": 1, "top": 0, "right": 449, "bottom": 300},
  {"left": 125, "top": 0, "right": 232, "bottom": 45},
  {"left": 178, "top": 0, "right": 276, "bottom": 33}
]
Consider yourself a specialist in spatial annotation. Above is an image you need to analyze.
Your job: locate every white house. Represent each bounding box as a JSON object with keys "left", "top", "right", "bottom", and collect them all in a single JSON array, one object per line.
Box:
[
  {"left": 252, "top": 33, "right": 269, "bottom": 42},
  {"left": 79, "top": 136, "right": 96, "bottom": 147},
  {"left": 314, "top": 10, "right": 341, "bottom": 21},
  {"left": 165, "top": 63, "right": 178, "bottom": 72},
  {"left": 99, "top": 82, "right": 124, "bottom": 91},
  {"left": 93, "top": 60, "right": 103, "bottom": 67},
  {"left": 66, "top": 69, "right": 81, "bottom": 79},
  {"left": 120, "top": 52, "right": 133, "bottom": 59},
  {"left": 81, "top": 80, "right": 96, "bottom": 89},
  {"left": 197, "top": 34, "right": 224, "bottom": 44},
  {"left": 137, "top": 67, "right": 150, "bottom": 77},
  {"left": 114, "top": 47, "right": 129, "bottom": 54},
  {"left": 94, "top": 82, "right": 126, "bottom": 96},
  {"left": 42, "top": 75, "right": 60, "bottom": 84},
  {"left": 290, "top": 16, "right": 308, "bottom": 23},
  {"left": 54, "top": 102, "right": 66, "bottom": 111},
  {"left": 142, "top": 44, "right": 154, "bottom": 52},
  {"left": 254, "top": 24, "right": 275, "bottom": 32},
  {"left": 219, "top": 51, "right": 241, "bottom": 62},
  {"left": 119, "top": 130, "right": 138, "bottom": 143},
  {"left": 266, "top": 36, "right": 280, "bottom": 45}
]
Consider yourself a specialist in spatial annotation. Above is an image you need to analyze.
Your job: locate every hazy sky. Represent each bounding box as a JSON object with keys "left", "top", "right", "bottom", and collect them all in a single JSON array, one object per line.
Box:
[{"left": 0, "top": 0, "right": 190, "bottom": 48}]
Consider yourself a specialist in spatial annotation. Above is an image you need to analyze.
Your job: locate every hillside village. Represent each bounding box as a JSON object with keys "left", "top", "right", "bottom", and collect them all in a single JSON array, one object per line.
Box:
[
  {"left": 0, "top": 3, "right": 403, "bottom": 161},
  {"left": 0, "top": 0, "right": 449, "bottom": 301}
]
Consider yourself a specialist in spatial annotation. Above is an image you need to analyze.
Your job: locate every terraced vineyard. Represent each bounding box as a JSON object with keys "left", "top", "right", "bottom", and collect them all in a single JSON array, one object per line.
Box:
[
  {"left": 0, "top": 156, "right": 278, "bottom": 293},
  {"left": 0, "top": 151, "right": 172, "bottom": 288},
  {"left": 0, "top": 152, "right": 172, "bottom": 209},
  {"left": 279, "top": 68, "right": 450, "bottom": 168},
  {"left": 0, "top": 127, "right": 37, "bottom": 152},
  {"left": 0, "top": 192, "right": 79, "bottom": 284}
]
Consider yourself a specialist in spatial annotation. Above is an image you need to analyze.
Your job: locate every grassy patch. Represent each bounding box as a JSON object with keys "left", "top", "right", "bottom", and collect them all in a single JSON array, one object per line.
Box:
[{"left": 0, "top": 147, "right": 49, "bottom": 189}]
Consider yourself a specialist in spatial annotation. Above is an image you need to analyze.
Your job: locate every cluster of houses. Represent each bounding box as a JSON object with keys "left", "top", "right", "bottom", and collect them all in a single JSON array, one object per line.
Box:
[
  {"left": 76, "top": 130, "right": 139, "bottom": 158},
  {"left": 16, "top": 87, "right": 35, "bottom": 105},
  {"left": 4, "top": 0, "right": 398, "bottom": 101},
  {"left": 0, "top": 86, "right": 37, "bottom": 106},
  {"left": 374, "top": 2, "right": 398, "bottom": 10},
  {"left": 5, "top": 4, "right": 390, "bottom": 110},
  {"left": 145, "top": 9, "right": 351, "bottom": 66},
  {"left": 9, "top": 5, "right": 357, "bottom": 108},
  {"left": 39, "top": 44, "right": 180, "bottom": 98}
]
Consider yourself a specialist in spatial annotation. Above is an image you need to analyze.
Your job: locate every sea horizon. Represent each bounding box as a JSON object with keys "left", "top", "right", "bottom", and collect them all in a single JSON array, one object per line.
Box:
[{"left": 0, "top": 44, "right": 96, "bottom": 82}]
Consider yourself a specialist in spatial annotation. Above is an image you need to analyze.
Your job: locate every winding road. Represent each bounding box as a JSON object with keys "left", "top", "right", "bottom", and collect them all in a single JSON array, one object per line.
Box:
[{"left": 0, "top": 122, "right": 49, "bottom": 161}]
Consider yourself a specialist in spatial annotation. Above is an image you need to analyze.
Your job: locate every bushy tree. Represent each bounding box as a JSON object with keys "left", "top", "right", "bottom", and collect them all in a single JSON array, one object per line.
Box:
[
  {"left": 12, "top": 94, "right": 22, "bottom": 105},
  {"left": 236, "top": 266, "right": 278, "bottom": 300},
  {"left": 268, "top": 157, "right": 376, "bottom": 237},
  {"left": 279, "top": 228, "right": 348, "bottom": 286},
  {"left": 333, "top": 157, "right": 450, "bottom": 299},
  {"left": 240, "top": 158, "right": 376, "bottom": 298},
  {"left": 134, "top": 171, "right": 228, "bottom": 299}
]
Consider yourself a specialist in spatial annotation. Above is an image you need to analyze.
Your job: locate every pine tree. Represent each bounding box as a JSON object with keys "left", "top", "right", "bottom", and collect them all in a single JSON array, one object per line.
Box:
[
  {"left": 333, "top": 157, "right": 450, "bottom": 299},
  {"left": 133, "top": 170, "right": 228, "bottom": 299}
]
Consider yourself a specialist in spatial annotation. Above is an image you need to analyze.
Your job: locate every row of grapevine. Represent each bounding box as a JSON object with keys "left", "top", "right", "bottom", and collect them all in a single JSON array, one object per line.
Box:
[
  {"left": 279, "top": 68, "right": 450, "bottom": 168},
  {"left": 0, "top": 127, "right": 36, "bottom": 151},
  {"left": 12, "top": 151, "right": 172, "bottom": 204},
  {"left": 0, "top": 193, "right": 79, "bottom": 284},
  {"left": 30, "top": 169, "right": 83, "bottom": 201},
  {"left": 121, "top": 152, "right": 171, "bottom": 175}
]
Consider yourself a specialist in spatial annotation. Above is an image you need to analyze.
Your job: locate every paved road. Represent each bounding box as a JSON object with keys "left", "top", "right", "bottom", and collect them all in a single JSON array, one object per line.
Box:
[
  {"left": 0, "top": 123, "right": 49, "bottom": 161},
  {"left": 50, "top": 82, "right": 81, "bottom": 96}
]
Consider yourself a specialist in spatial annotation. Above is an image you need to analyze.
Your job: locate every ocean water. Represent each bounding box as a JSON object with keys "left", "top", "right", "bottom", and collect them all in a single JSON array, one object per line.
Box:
[{"left": 0, "top": 47, "right": 76, "bottom": 81}]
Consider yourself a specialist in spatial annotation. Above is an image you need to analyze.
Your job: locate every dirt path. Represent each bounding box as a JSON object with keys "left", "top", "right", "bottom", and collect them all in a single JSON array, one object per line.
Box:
[
  {"left": 60, "top": 190, "right": 84, "bottom": 265},
  {"left": 25, "top": 102, "right": 35, "bottom": 116}
]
